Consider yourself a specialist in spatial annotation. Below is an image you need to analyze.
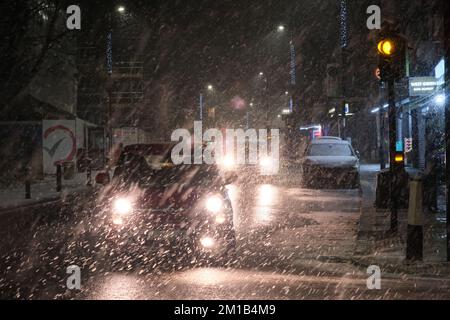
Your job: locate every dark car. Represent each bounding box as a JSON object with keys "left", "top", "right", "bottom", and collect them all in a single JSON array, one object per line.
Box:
[
  {"left": 301, "top": 137, "right": 360, "bottom": 189},
  {"left": 95, "top": 144, "right": 237, "bottom": 265}
]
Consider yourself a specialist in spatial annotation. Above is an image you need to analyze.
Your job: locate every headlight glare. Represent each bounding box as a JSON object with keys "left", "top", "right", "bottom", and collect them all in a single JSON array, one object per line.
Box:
[
  {"left": 113, "top": 197, "right": 133, "bottom": 215},
  {"left": 215, "top": 213, "right": 226, "bottom": 224},
  {"left": 205, "top": 195, "right": 223, "bottom": 213},
  {"left": 260, "top": 156, "right": 273, "bottom": 168},
  {"left": 220, "top": 155, "right": 236, "bottom": 170},
  {"left": 200, "top": 237, "right": 215, "bottom": 248}
]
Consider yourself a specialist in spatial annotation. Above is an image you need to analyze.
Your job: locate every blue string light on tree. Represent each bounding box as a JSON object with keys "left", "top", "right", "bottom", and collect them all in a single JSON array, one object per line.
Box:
[
  {"left": 290, "top": 40, "right": 296, "bottom": 86},
  {"left": 339, "top": 0, "right": 348, "bottom": 48},
  {"left": 106, "top": 31, "right": 113, "bottom": 74}
]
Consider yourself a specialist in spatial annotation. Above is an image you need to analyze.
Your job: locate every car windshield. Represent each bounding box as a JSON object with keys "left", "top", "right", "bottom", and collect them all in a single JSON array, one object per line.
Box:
[
  {"left": 115, "top": 150, "right": 221, "bottom": 187},
  {"left": 147, "top": 164, "right": 222, "bottom": 187},
  {"left": 308, "top": 144, "right": 353, "bottom": 157}
]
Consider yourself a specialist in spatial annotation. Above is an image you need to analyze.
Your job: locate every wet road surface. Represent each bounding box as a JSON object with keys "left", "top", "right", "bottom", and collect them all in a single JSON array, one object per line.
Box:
[{"left": 1, "top": 169, "right": 449, "bottom": 300}]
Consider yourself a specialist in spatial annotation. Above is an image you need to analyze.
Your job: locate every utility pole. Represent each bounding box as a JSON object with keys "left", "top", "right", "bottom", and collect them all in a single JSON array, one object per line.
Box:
[
  {"left": 105, "top": 5, "right": 126, "bottom": 164},
  {"left": 246, "top": 110, "right": 249, "bottom": 129},
  {"left": 379, "top": 109, "right": 386, "bottom": 170},
  {"left": 377, "top": 28, "right": 407, "bottom": 233},
  {"left": 379, "top": 83, "right": 386, "bottom": 170},
  {"left": 387, "top": 76, "right": 398, "bottom": 232},
  {"left": 199, "top": 93, "right": 203, "bottom": 123},
  {"left": 444, "top": 0, "right": 450, "bottom": 262},
  {"left": 258, "top": 72, "right": 270, "bottom": 127}
]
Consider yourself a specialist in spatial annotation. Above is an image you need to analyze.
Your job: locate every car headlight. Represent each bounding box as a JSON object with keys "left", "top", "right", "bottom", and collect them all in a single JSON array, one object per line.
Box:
[
  {"left": 215, "top": 213, "right": 226, "bottom": 224},
  {"left": 259, "top": 156, "right": 273, "bottom": 168},
  {"left": 200, "top": 236, "right": 215, "bottom": 248},
  {"left": 260, "top": 156, "right": 279, "bottom": 175},
  {"left": 219, "top": 155, "right": 236, "bottom": 170},
  {"left": 112, "top": 217, "right": 124, "bottom": 225},
  {"left": 112, "top": 197, "right": 133, "bottom": 215},
  {"left": 205, "top": 195, "right": 223, "bottom": 213}
]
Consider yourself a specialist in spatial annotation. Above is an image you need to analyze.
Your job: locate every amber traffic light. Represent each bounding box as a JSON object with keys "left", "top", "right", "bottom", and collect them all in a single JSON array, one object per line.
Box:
[
  {"left": 377, "top": 34, "right": 406, "bottom": 81},
  {"left": 394, "top": 152, "right": 404, "bottom": 164},
  {"left": 377, "top": 39, "right": 395, "bottom": 56}
]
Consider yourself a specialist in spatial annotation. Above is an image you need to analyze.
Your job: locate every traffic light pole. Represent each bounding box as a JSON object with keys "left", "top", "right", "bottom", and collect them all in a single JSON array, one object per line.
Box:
[
  {"left": 379, "top": 107, "right": 386, "bottom": 170},
  {"left": 379, "top": 84, "right": 386, "bottom": 170},
  {"left": 377, "top": 27, "right": 408, "bottom": 235},
  {"left": 444, "top": 0, "right": 450, "bottom": 262},
  {"left": 387, "top": 77, "right": 398, "bottom": 233},
  {"left": 341, "top": 48, "right": 348, "bottom": 140}
]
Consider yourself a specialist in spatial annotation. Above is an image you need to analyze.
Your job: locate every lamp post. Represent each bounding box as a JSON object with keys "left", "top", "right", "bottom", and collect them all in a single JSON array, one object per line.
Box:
[
  {"left": 105, "top": 5, "right": 126, "bottom": 164},
  {"left": 199, "top": 84, "right": 214, "bottom": 124},
  {"left": 257, "top": 22, "right": 297, "bottom": 130},
  {"left": 275, "top": 24, "right": 297, "bottom": 114},
  {"left": 258, "top": 72, "right": 270, "bottom": 126}
]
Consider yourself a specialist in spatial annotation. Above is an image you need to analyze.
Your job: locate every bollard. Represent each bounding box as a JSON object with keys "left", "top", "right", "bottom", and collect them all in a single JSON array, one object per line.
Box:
[
  {"left": 86, "top": 164, "right": 92, "bottom": 187},
  {"left": 24, "top": 166, "right": 31, "bottom": 199},
  {"left": 56, "top": 164, "right": 62, "bottom": 192},
  {"left": 406, "top": 177, "right": 423, "bottom": 261}
]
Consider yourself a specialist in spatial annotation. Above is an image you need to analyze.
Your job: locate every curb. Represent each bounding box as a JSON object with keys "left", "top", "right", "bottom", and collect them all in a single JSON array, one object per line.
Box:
[
  {"left": 0, "top": 186, "right": 94, "bottom": 215},
  {"left": 350, "top": 255, "right": 450, "bottom": 279}
]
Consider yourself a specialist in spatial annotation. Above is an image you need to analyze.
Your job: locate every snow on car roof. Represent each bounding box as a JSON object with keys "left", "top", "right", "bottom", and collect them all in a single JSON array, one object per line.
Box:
[
  {"left": 311, "top": 138, "right": 350, "bottom": 145},
  {"left": 315, "top": 136, "right": 342, "bottom": 140}
]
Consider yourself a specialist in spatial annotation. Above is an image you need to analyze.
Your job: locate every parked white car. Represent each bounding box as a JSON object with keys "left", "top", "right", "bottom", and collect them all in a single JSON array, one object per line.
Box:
[{"left": 301, "top": 137, "right": 360, "bottom": 189}]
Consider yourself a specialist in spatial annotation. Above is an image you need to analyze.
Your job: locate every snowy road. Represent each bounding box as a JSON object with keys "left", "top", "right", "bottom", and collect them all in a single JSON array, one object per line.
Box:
[{"left": 0, "top": 168, "right": 449, "bottom": 299}]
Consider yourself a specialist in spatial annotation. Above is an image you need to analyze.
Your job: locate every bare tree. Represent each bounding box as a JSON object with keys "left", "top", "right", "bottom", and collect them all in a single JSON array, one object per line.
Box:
[{"left": 0, "top": 0, "right": 72, "bottom": 108}]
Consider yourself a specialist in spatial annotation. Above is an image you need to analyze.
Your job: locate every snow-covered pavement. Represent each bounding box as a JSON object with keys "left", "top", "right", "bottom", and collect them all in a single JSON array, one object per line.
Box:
[{"left": 0, "top": 171, "right": 98, "bottom": 211}]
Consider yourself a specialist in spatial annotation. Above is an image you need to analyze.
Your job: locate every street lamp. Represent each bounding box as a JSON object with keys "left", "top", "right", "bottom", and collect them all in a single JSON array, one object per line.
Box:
[
  {"left": 207, "top": 84, "right": 214, "bottom": 91},
  {"left": 271, "top": 24, "right": 297, "bottom": 114},
  {"left": 117, "top": 6, "right": 126, "bottom": 13}
]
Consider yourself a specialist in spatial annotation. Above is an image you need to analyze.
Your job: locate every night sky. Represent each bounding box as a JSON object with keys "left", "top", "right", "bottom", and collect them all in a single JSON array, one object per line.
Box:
[
  {"left": 0, "top": 0, "right": 366, "bottom": 129},
  {"left": 110, "top": 0, "right": 341, "bottom": 128}
]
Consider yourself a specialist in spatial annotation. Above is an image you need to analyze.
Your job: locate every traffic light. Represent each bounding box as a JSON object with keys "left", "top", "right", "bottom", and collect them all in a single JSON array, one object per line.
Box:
[
  {"left": 377, "top": 39, "right": 395, "bottom": 56},
  {"left": 377, "top": 32, "right": 407, "bottom": 82},
  {"left": 394, "top": 152, "right": 404, "bottom": 165}
]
